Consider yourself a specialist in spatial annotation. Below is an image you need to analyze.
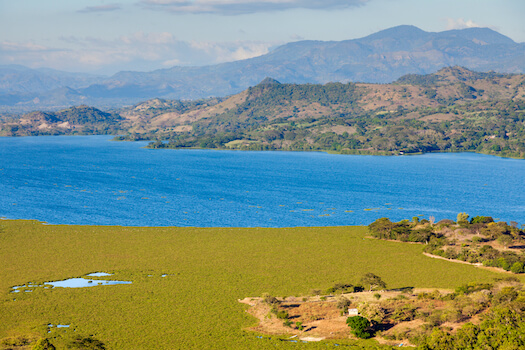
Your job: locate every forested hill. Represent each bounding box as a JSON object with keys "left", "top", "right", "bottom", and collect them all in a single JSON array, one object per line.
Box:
[
  {"left": 0, "top": 105, "right": 125, "bottom": 136},
  {"left": 1, "top": 67, "right": 525, "bottom": 159},
  {"left": 136, "top": 67, "right": 525, "bottom": 159}
]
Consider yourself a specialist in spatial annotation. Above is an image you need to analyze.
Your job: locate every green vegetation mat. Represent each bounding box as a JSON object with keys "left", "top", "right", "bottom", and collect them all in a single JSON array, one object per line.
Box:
[{"left": 1, "top": 220, "right": 521, "bottom": 349}]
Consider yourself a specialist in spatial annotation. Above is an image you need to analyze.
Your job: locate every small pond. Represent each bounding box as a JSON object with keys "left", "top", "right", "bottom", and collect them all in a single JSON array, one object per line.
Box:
[{"left": 11, "top": 273, "right": 131, "bottom": 292}]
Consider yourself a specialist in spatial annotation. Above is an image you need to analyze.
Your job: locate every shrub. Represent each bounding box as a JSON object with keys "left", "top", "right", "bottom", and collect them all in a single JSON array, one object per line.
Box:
[
  {"left": 326, "top": 283, "right": 354, "bottom": 294},
  {"left": 470, "top": 216, "right": 494, "bottom": 224},
  {"left": 270, "top": 307, "right": 289, "bottom": 320},
  {"left": 32, "top": 339, "right": 55, "bottom": 350},
  {"left": 262, "top": 293, "right": 280, "bottom": 305},
  {"left": 346, "top": 316, "right": 371, "bottom": 339},
  {"left": 336, "top": 296, "right": 351, "bottom": 310},
  {"left": 510, "top": 262, "right": 525, "bottom": 274}
]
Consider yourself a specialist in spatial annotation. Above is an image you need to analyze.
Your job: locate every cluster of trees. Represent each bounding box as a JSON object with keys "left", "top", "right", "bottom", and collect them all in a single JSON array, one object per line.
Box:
[
  {"left": 349, "top": 278, "right": 525, "bottom": 348},
  {"left": 323, "top": 273, "right": 387, "bottom": 295},
  {"left": 414, "top": 279, "right": 525, "bottom": 349},
  {"left": 1, "top": 105, "right": 126, "bottom": 136},
  {"left": 368, "top": 215, "right": 525, "bottom": 273},
  {"left": 142, "top": 96, "right": 525, "bottom": 159}
]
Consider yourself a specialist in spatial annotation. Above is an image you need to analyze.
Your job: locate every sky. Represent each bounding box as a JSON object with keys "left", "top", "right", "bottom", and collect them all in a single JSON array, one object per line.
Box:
[{"left": 0, "top": 0, "right": 523, "bottom": 75}]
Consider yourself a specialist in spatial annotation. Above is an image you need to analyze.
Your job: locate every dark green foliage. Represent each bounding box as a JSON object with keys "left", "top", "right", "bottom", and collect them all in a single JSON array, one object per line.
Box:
[
  {"left": 470, "top": 216, "right": 494, "bottom": 224},
  {"left": 346, "top": 316, "right": 372, "bottom": 339},
  {"left": 326, "top": 283, "right": 360, "bottom": 294}
]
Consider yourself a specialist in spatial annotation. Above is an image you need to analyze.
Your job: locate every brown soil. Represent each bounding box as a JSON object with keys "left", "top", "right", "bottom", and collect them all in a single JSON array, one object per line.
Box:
[{"left": 239, "top": 291, "right": 426, "bottom": 342}]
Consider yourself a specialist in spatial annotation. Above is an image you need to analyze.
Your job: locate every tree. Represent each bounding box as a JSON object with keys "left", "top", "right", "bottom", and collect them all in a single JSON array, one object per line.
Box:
[
  {"left": 457, "top": 212, "right": 469, "bottom": 225},
  {"left": 368, "top": 218, "right": 396, "bottom": 239},
  {"left": 346, "top": 316, "right": 371, "bottom": 339},
  {"left": 360, "top": 273, "right": 386, "bottom": 291},
  {"left": 510, "top": 262, "right": 524, "bottom": 274},
  {"left": 497, "top": 234, "right": 513, "bottom": 248}
]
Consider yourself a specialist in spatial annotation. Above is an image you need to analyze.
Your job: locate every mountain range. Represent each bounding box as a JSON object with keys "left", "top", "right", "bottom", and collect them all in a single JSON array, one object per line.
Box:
[
  {"left": 1, "top": 25, "right": 524, "bottom": 112},
  {"left": 2, "top": 66, "right": 524, "bottom": 158}
]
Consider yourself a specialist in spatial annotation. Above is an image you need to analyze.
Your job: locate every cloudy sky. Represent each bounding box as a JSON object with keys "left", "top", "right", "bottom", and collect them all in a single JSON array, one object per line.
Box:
[{"left": 0, "top": 0, "right": 523, "bottom": 75}]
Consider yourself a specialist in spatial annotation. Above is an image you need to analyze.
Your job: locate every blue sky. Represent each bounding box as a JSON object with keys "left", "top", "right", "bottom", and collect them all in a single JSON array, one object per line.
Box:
[{"left": 0, "top": 0, "right": 523, "bottom": 75}]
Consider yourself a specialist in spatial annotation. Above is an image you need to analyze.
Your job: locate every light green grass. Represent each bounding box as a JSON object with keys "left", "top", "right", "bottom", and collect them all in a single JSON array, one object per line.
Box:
[{"left": 1, "top": 220, "right": 519, "bottom": 349}]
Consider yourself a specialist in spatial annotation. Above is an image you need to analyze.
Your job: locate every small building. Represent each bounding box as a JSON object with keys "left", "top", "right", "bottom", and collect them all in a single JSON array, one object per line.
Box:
[{"left": 348, "top": 308, "right": 359, "bottom": 316}]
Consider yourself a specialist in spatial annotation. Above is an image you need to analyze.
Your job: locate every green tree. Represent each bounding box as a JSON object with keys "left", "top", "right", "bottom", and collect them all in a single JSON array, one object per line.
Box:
[
  {"left": 360, "top": 273, "right": 387, "bottom": 291},
  {"left": 346, "top": 316, "right": 371, "bottom": 339},
  {"left": 510, "top": 262, "right": 524, "bottom": 274},
  {"left": 497, "top": 234, "right": 513, "bottom": 248},
  {"left": 457, "top": 212, "right": 469, "bottom": 225}
]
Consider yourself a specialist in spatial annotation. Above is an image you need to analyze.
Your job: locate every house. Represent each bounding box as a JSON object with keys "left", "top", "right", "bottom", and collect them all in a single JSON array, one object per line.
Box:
[{"left": 348, "top": 308, "right": 359, "bottom": 316}]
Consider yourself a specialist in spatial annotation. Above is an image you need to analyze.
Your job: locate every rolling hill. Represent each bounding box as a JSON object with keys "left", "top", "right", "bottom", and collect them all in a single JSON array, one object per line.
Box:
[{"left": 3, "top": 66, "right": 524, "bottom": 159}]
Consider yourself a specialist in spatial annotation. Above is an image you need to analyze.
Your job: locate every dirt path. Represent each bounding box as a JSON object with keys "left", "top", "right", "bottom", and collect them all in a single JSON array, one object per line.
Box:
[{"left": 422, "top": 252, "right": 512, "bottom": 274}]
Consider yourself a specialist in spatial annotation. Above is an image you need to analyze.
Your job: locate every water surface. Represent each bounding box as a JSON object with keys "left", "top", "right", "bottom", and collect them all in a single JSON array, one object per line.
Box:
[{"left": 0, "top": 136, "right": 523, "bottom": 227}]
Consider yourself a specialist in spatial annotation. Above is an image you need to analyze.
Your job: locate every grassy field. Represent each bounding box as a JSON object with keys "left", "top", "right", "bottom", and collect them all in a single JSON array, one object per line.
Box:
[{"left": 1, "top": 220, "right": 520, "bottom": 349}]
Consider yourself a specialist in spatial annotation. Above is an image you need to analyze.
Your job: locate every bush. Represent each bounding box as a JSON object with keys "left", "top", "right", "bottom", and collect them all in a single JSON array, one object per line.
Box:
[
  {"left": 510, "top": 262, "right": 525, "bottom": 274},
  {"left": 270, "top": 307, "right": 289, "bottom": 320},
  {"left": 336, "top": 296, "right": 351, "bottom": 310},
  {"left": 346, "top": 316, "right": 371, "bottom": 339},
  {"left": 262, "top": 293, "right": 281, "bottom": 305},
  {"left": 470, "top": 216, "right": 494, "bottom": 224},
  {"left": 32, "top": 339, "right": 55, "bottom": 350}
]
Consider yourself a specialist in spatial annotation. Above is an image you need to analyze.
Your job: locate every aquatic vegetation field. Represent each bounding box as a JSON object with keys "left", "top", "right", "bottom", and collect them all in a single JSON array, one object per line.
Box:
[{"left": 1, "top": 220, "right": 520, "bottom": 349}]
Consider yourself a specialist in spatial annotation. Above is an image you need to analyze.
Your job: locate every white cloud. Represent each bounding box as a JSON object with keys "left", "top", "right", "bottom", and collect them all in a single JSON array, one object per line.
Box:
[
  {"left": 138, "top": 0, "right": 369, "bottom": 15},
  {"left": 0, "top": 41, "right": 52, "bottom": 52},
  {"left": 78, "top": 4, "right": 122, "bottom": 13},
  {"left": 445, "top": 18, "right": 482, "bottom": 30},
  {"left": 0, "top": 34, "right": 277, "bottom": 74}
]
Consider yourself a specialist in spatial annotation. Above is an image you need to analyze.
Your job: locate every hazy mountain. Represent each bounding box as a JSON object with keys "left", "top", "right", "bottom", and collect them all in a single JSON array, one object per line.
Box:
[
  {"left": 0, "top": 65, "right": 105, "bottom": 94},
  {"left": 1, "top": 25, "right": 524, "bottom": 112}
]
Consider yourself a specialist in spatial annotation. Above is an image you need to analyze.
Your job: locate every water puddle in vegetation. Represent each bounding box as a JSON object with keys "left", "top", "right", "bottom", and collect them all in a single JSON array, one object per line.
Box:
[
  {"left": 48, "top": 324, "right": 70, "bottom": 328},
  {"left": 10, "top": 272, "right": 131, "bottom": 293},
  {"left": 85, "top": 272, "right": 112, "bottom": 277}
]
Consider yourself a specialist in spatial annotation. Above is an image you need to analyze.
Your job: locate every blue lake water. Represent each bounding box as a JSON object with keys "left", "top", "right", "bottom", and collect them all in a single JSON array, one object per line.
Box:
[{"left": 0, "top": 135, "right": 524, "bottom": 227}]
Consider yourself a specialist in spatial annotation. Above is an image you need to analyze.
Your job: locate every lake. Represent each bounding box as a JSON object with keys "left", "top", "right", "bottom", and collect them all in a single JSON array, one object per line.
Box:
[{"left": 0, "top": 135, "right": 524, "bottom": 227}]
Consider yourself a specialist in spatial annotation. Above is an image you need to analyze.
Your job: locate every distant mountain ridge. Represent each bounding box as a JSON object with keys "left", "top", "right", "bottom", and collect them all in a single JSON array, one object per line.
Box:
[{"left": 1, "top": 25, "right": 524, "bottom": 112}]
